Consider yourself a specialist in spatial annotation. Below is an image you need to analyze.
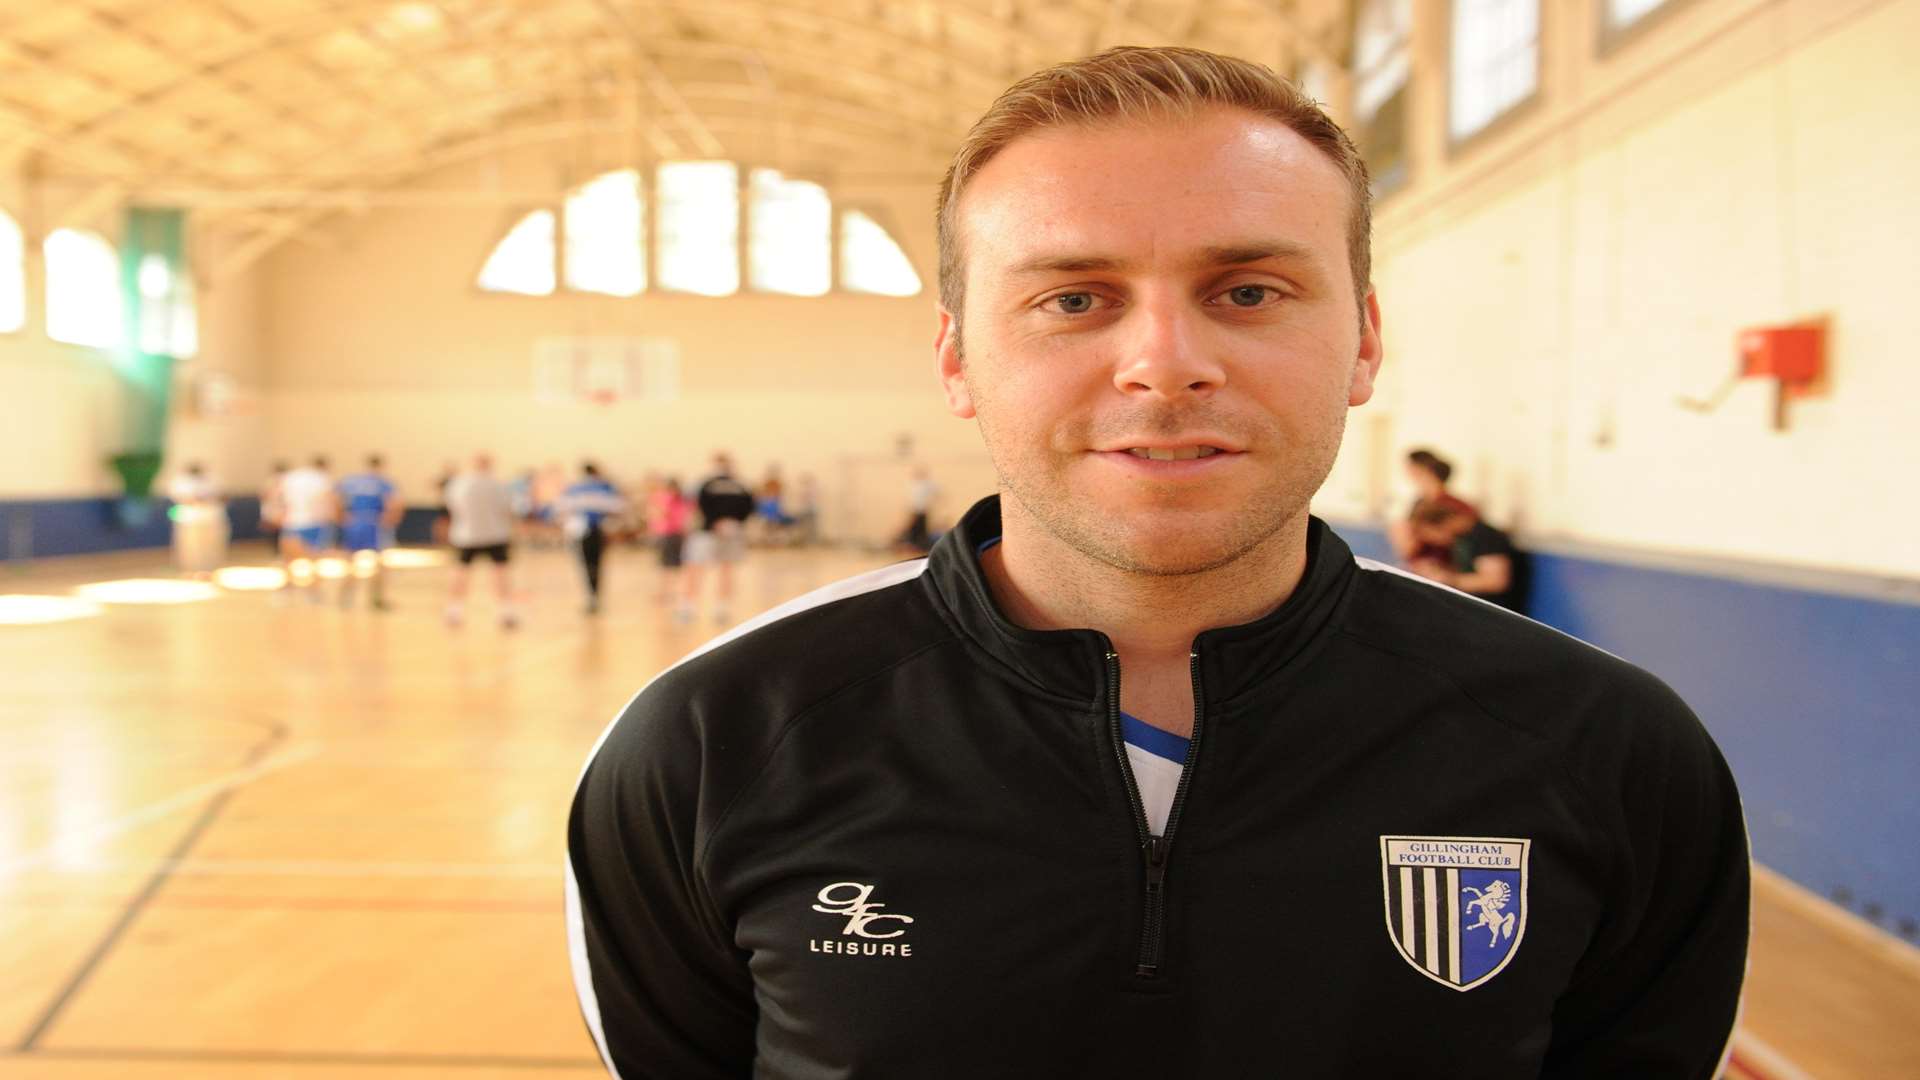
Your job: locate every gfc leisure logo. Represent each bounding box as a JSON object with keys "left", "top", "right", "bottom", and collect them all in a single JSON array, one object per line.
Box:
[
  {"left": 809, "top": 882, "right": 916, "bottom": 958},
  {"left": 1380, "top": 836, "right": 1530, "bottom": 991}
]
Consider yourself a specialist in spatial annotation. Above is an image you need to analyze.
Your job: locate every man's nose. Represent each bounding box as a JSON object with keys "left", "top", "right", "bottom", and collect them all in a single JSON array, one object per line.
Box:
[{"left": 1111, "top": 298, "right": 1226, "bottom": 400}]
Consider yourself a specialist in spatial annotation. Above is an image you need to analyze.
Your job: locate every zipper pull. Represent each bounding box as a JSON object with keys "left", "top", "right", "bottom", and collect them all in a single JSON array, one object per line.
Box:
[{"left": 1144, "top": 835, "right": 1170, "bottom": 892}]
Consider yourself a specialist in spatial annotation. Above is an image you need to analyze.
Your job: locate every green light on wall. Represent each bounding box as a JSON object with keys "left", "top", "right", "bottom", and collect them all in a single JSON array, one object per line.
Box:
[{"left": 115, "top": 207, "right": 186, "bottom": 469}]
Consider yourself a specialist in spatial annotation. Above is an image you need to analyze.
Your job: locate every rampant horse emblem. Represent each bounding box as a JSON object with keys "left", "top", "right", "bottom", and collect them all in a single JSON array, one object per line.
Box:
[
  {"left": 1462, "top": 880, "right": 1517, "bottom": 946},
  {"left": 1380, "top": 836, "right": 1530, "bottom": 991}
]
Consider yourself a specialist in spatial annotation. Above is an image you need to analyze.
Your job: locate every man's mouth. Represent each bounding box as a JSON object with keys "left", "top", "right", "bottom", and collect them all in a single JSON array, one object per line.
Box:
[{"left": 1122, "top": 446, "right": 1225, "bottom": 461}]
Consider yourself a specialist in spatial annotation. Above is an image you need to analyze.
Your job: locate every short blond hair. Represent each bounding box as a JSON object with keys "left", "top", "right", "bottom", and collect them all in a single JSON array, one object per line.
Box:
[{"left": 937, "top": 46, "right": 1372, "bottom": 325}]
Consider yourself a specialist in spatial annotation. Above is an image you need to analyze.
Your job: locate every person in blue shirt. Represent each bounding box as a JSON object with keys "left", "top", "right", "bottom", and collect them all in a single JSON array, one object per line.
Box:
[
  {"left": 557, "top": 461, "right": 628, "bottom": 615},
  {"left": 336, "top": 453, "right": 403, "bottom": 610}
]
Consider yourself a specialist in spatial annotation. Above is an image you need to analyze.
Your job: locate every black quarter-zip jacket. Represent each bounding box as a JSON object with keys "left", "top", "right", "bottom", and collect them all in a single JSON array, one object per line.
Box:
[{"left": 566, "top": 496, "right": 1748, "bottom": 1079}]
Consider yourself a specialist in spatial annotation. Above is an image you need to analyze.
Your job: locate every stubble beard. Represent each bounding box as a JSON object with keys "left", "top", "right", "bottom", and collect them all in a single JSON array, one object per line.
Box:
[{"left": 976, "top": 396, "right": 1349, "bottom": 580}]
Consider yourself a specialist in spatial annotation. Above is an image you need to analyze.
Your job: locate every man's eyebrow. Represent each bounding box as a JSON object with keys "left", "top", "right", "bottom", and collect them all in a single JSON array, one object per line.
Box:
[
  {"left": 1195, "top": 242, "right": 1318, "bottom": 267},
  {"left": 1004, "top": 254, "right": 1130, "bottom": 277},
  {"left": 1003, "top": 243, "right": 1319, "bottom": 278}
]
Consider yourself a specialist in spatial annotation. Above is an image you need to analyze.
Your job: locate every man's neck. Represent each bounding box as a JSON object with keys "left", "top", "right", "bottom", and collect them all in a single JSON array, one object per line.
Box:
[{"left": 978, "top": 499, "right": 1311, "bottom": 663}]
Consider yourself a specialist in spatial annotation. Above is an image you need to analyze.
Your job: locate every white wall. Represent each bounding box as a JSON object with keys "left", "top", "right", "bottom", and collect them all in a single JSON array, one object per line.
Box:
[
  {"left": 0, "top": 194, "right": 269, "bottom": 498},
  {"left": 1319, "top": 0, "right": 1920, "bottom": 579}
]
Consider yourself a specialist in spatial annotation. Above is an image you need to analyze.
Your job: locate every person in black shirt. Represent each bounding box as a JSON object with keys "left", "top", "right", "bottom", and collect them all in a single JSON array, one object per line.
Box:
[
  {"left": 1408, "top": 499, "right": 1527, "bottom": 613},
  {"left": 680, "top": 452, "right": 757, "bottom": 625}
]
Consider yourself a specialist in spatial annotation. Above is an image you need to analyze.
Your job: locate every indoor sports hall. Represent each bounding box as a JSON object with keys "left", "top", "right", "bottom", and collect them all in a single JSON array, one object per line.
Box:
[{"left": 1, "top": 1, "right": 1915, "bottom": 1077}]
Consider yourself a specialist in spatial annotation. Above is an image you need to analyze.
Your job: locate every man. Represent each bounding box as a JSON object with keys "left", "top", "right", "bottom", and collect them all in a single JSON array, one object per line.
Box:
[
  {"left": 443, "top": 452, "right": 519, "bottom": 629},
  {"left": 679, "top": 452, "right": 756, "bottom": 625},
  {"left": 894, "top": 463, "right": 939, "bottom": 554},
  {"left": 258, "top": 461, "right": 288, "bottom": 558},
  {"left": 1409, "top": 498, "right": 1527, "bottom": 614},
  {"left": 556, "top": 461, "right": 628, "bottom": 615},
  {"left": 166, "top": 460, "right": 227, "bottom": 578},
  {"left": 276, "top": 454, "right": 336, "bottom": 602},
  {"left": 1390, "top": 447, "right": 1478, "bottom": 564},
  {"left": 567, "top": 48, "right": 1747, "bottom": 1078},
  {"left": 336, "top": 453, "right": 403, "bottom": 610}
]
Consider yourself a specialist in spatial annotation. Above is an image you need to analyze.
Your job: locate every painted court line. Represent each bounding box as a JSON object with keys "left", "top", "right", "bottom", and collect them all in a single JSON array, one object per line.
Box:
[
  {"left": 0, "top": 742, "right": 322, "bottom": 877},
  {"left": 50, "top": 857, "right": 563, "bottom": 879},
  {"left": 1727, "top": 1031, "right": 1816, "bottom": 1080}
]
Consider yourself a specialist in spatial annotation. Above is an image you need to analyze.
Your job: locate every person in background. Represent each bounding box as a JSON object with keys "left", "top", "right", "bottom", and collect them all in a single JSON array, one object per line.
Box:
[
  {"left": 167, "top": 460, "right": 227, "bottom": 578},
  {"left": 895, "top": 463, "right": 939, "bottom": 554},
  {"left": 1407, "top": 499, "right": 1527, "bottom": 614},
  {"left": 443, "top": 452, "right": 520, "bottom": 629},
  {"left": 276, "top": 455, "right": 337, "bottom": 603},
  {"left": 258, "top": 461, "right": 288, "bottom": 559},
  {"left": 755, "top": 464, "right": 795, "bottom": 545},
  {"left": 530, "top": 462, "right": 568, "bottom": 549},
  {"left": 1389, "top": 447, "right": 1477, "bottom": 564},
  {"left": 336, "top": 453, "right": 402, "bottom": 611},
  {"left": 681, "top": 452, "right": 757, "bottom": 625},
  {"left": 431, "top": 460, "right": 458, "bottom": 546},
  {"left": 646, "top": 474, "right": 693, "bottom": 606},
  {"left": 556, "top": 461, "right": 629, "bottom": 616},
  {"left": 789, "top": 472, "right": 821, "bottom": 546}
]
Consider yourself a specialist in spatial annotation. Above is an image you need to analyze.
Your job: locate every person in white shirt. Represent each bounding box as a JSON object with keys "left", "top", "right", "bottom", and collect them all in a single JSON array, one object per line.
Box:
[
  {"left": 443, "top": 452, "right": 520, "bottom": 628},
  {"left": 277, "top": 455, "right": 336, "bottom": 600},
  {"left": 166, "top": 460, "right": 227, "bottom": 577}
]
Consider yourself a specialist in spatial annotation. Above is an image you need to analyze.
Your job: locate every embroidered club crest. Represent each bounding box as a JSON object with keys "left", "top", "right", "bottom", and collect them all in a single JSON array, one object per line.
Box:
[{"left": 1380, "top": 835, "right": 1530, "bottom": 991}]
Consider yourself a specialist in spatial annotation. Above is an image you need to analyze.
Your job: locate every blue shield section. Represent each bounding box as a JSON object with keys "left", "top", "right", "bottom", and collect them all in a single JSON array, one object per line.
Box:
[{"left": 1457, "top": 868, "right": 1524, "bottom": 986}]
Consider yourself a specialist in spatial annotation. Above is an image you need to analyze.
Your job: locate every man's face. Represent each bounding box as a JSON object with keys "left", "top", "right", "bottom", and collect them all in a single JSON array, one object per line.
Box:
[{"left": 937, "top": 108, "right": 1382, "bottom": 576}]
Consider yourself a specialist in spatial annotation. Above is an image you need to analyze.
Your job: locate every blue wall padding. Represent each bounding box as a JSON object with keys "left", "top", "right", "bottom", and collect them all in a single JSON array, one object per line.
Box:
[
  {"left": 397, "top": 507, "right": 441, "bottom": 544},
  {"left": 1329, "top": 520, "right": 1920, "bottom": 942},
  {"left": 0, "top": 497, "right": 269, "bottom": 560}
]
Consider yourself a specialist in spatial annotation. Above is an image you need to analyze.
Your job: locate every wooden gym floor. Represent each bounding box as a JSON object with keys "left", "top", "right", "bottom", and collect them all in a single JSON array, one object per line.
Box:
[{"left": 0, "top": 542, "right": 1914, "bottom": 1079}]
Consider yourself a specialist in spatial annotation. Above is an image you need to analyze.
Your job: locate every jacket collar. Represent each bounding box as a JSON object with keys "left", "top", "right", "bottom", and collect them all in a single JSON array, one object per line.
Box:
[{"left": 925, "top": 495, "right": 1357, "bottom": 706}]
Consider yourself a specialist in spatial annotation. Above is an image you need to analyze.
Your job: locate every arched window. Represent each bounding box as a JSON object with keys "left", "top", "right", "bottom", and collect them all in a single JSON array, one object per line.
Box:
[
  {"left": 839, "top": 210, "right": 921, "bottom": 297},
  {"left": 474, "top": 163, "right": 923, "bottom": 299},
  {"left": 565, "top": 169, "right": 646, "bottom": 296},
  {"left": 656, "top": 161, "right": 739, "bottom": 296},
  {"left": 477, "top": 209, "right": 556, "bottom": 295},
  {"left": 45, "top": 228, "right": 123, "bottom": 348},
  {"left": 749, "top": 169, "right": 830, "bottom": 296}
]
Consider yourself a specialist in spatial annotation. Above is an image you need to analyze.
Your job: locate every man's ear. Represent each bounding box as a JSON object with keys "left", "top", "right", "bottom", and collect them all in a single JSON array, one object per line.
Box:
[
  {"left": 1349, "top": 289, "right": 1384, "bottom": 407},
  {"left": 936, "top": 308, "right": 976, "bottom": 419}
]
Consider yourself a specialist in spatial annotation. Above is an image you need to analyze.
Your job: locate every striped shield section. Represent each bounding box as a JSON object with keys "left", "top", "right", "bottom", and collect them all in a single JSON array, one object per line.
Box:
[{"left": 1380, "top": 836, "right": 1530, "bottom": 992}]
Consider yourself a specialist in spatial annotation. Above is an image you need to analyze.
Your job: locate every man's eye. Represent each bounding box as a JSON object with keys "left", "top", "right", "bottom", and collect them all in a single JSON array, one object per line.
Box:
[
  {"left": 1223, "top": 285, "right": 1275, "bottom": 307},
  {"left": 1048, "top": 292, "right": 1098, "bottom": 314}
]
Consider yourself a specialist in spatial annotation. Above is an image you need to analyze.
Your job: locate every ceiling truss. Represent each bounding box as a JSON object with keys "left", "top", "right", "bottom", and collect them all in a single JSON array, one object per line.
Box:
[{"left": 0, "top": 0, "right": 1349, "bottom": 275}]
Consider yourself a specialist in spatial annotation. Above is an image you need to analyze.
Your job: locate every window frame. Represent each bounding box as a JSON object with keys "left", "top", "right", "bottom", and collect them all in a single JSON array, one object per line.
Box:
[
  {"left": 653, "top": 159, "right": 742, "bottom": 298},
  {"left": 1596, "top": 0, "right": 1701, "bottom": 58},
  {"left": 1444, "top": 0, "right": 1546, "bottom": 156},
  {"left": 1349, "top": 0, "right": 1416, "bottom": 200},
  {"left": 0, "top": 207, "right": 24, "bottom": 336},
  {"left": 745, "top": 166, "right": 834, "bottom": 298},
  {"left": 562, "top": 168, "right": 648, "bottom": 298}
]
